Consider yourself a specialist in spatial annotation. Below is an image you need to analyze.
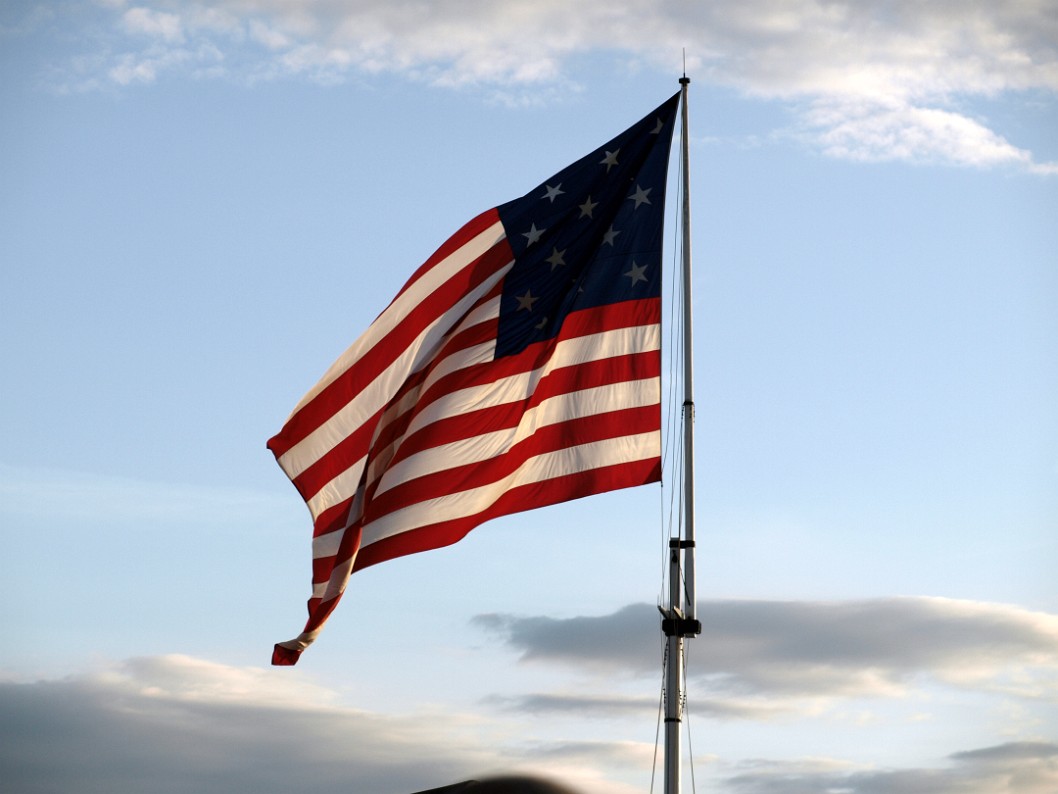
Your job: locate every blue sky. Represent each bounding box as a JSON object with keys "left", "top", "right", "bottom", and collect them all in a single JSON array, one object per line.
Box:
[{"left": 1, "top": 1, "right": 1056, "bottom": 793}]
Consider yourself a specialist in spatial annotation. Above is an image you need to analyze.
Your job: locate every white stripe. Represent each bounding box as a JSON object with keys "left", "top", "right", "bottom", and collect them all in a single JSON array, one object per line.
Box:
[
  {"left": 375, "top": 377, "right": 660, "bottom": 497},
  {"left": 300, "top": 301, "right": 500, "bottom": 511},
  {"left": 360, "top": 321, "right": 654, "bottom": 503},
  {"left": 308, "top": 322, "right": 659, "bottom": 520},
  {"left": 417, "top": 337, "right": 498, "bottom": 392},
  {"left": 277, "top": 262, "right": 512, "bottom": 479},
  {"left": 275, "top": 627, "right": 321, "bottom": 652},
  {"left": 372, "top": 297, "right": 501, "bottom": 455},
  {"left": 302, "top": 297, "right": 500, "bottom": 512},
  {"left": 363, "top": 336, "right": 498, "bottom": 489},
  {"left": 312, "top": 528, "right": 343, "bottom": 560},
  {"left": 360, "top": 431, "right": 659, "bottom": 547},
  {"left": 321, "top": 557, "right": 353, "bottom": 601},
  {"left": 405, "top": 323, "right": 659, "bottom": 441},
  {"left": 457, "top": 294, "right": 501, "bottom": 334},
  {"left": 305, "top": 454, "right": 367, "bottom": 521},
  {"left": 287, "top": 219, "right": 506, "bottom": 416}
]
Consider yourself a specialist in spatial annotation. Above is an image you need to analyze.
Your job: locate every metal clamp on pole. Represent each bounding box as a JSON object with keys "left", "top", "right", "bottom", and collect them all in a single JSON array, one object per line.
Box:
[{"left": 658, "top": 605, "right": 703, "bottom": 637}]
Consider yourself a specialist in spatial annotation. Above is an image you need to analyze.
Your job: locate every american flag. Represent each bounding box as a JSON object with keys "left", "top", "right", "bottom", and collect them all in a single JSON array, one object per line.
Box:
[{"left": 269, "top": 93, "right": 681, "bottom": 665}]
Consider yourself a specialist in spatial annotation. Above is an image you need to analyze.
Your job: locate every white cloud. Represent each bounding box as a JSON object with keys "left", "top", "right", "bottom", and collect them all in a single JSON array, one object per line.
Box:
[
  {"left": 803, "top": 98, "right": 1038, "bottom": 168},
  {"left": 248, "top": 18, "right": 289, "bottom": 50},
  {"left": 122, "top": 6, "right": 184, "bottom": 43},
  {"left": 108, "top": 45, "right": 197, "bottom": 84},
  {"left": 22, "top": 0, "right": 1058, "bottom": 170}
]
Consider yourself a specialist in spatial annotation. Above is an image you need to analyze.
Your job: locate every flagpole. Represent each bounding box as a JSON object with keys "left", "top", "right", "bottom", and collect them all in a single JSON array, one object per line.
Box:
[
  {"left": 663, "top": 73, "right": 699, "bottom": 794},
  {"left": 679, "top": 77, "right": 697, "bottom": 628}
]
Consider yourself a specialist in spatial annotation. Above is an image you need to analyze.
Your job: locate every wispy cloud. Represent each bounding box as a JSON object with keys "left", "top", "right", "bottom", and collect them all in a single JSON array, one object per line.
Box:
[
  {"left": 476, "top": 598, "right": 1058, "bottom": 704},
  {"left": 121, "top": 6, "right": 185, "bottom": 43},
  {"left": 14, "top": 0, "right": 1058, "bottom": 172}
]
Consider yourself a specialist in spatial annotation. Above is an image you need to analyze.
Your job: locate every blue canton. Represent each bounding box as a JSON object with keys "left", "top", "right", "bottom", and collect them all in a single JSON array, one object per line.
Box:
[{"left": 494, "top": 92, "right": 680, "bottom": 359}]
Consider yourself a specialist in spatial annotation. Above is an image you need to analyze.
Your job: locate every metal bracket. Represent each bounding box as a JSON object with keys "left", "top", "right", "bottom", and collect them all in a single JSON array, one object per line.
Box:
[{"left": 658, "top": 605, "right": 702, "bottom": 637}]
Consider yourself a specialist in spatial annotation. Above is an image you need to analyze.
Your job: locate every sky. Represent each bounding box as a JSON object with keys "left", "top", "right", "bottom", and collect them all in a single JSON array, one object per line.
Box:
[{"left": 1, "top": 1, "right": 1057, "bottom": 792}]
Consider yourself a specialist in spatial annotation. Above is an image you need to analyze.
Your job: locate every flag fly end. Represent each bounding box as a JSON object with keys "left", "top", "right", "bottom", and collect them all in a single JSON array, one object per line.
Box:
[{"left": 272, "top": 643, "right": 301, "bottom": 666}]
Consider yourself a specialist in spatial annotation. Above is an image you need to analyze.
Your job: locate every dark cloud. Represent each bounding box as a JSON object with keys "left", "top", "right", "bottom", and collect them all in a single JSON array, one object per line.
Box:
[
  {"left": 520, "top": 740, "right": 651, "bottom": 769},
  {"left": 0, "top": 656, "right": 487, "bottom": 794},
  {"left": 474, "top": 604, "right": 657, "bottom": 671},
  {"left": 487, "top": 692, "right": 789, "bottom": 721},
  {"left": 0, "top": 655, "right": 661, "bottom": 794},
  {"left": 475, "top": 597, "right": 1058, "bottom": 700},
  {"left": 723, "top": 741, "right": 1058, "bottom": 794},
  {"left": 950, "top": 741, "right": 1058, "bottom": 763},
  {"left": 486, "top": 692, "right": 657, "bottom": 717},
  {"left": 2, "top": 654, "right": 1054, "bottom": 794}
]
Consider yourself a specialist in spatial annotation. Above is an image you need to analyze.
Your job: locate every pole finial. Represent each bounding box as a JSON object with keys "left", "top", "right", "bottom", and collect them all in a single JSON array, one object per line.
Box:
[{"left": 680, "top": 48, "right": 690, "bottom": 84}]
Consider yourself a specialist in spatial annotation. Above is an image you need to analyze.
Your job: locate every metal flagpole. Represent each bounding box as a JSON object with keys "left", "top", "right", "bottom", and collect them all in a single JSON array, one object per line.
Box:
[
  {"left": 678, "top": 76, "right": 697, "bottom": 628},
  {"left": 662, "top": 73, "right": 700, "bottom": 794}
]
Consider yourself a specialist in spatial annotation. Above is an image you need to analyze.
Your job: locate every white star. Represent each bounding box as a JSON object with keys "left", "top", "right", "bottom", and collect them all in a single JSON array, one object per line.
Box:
[
  {"left": 522, "top": 223, "right": 545, "bottom": 246},
  {"left": 625, "top": 261, "right": 648, "bottom": 286},
  {"left": 542, "top": 183, "right": 565, "bottom": 202},
  {"left": 546, "top": 247, "right": 566, "bottom": 270},
  {"left": 627, "top": 184, "right": 652, "bottom": 209},
  {"left": 602, "top": 225, "right": 620, "bottom": 246},
  {"left": 535, "top": 316, "right": 549, "bottom": 330},
  {"left": 578, "top": 196, "right": 598, "bottom": 218},
  {"left": 651, "top": 117, "right": 664, "bottom": 134},
  {"left": 600, "top": 149, "right": 619, "bottom": 172},
  {"left": 516, "top": 289, "right": 539, "bottom": 312}
]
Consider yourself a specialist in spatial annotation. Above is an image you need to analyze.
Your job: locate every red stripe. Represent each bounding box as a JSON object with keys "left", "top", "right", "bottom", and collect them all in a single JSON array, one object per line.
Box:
[
  {"left": 292, "top": 297, "right": 658, "bottom": 504},
  {"left": 301, "top": 592, "right": 341, "bottom": 635},
  {"left": 267, "top": 218, "right": 512, "bottom": 458},
  {"left": 279, "top": 451, "right": 661, "bottom": 665},
  {"left": 309, "top": 500, "right": 355, "bottom": 583},
  {"left": 364, "top": 403, "right": 660, "bottom": 521},
  {"left": 384, "top": 351, "right": 660, "bottom": 472},
  {"left": 353, "top": 457, "right": 661, "bottom": 572},
  {"left": 291, "top": 407, "right": 382, "bottom": 501},
  {"left": 368, "top": 299, "right": 660, "bottom": 469},
  {"left": 311, "top": 499, "right": 353, "bottom": 540},
  {"left": 279, "top": 296, "right": 662, "bottom": 656},
  {"left": 389, "top": 208, "right": 503, "bottom": 304},
  {"left": 364, "top": 309, "right": 502, "bottom": 459},
  {"left": 414, "top": 298, "right": 660, "bottom": 414},
  {"left": 290, "top": 296, "right": 503, "bottom": 503}
]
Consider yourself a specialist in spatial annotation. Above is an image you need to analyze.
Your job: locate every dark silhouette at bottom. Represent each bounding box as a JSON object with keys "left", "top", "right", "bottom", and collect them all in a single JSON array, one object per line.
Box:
[{"left": 412, "top": 776, "right": 581, "bottom": 794}]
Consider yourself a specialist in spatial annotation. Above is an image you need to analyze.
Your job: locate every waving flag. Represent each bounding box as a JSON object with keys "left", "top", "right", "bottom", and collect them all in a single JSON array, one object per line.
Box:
[{"left": 269, "top": 93, "right": 681, "bottom": 665}]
